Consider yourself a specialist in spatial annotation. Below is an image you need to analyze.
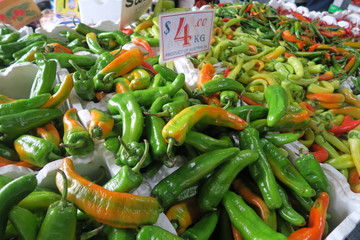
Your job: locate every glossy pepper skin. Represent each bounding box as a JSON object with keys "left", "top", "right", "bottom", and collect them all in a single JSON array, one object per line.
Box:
[
  {"left": 261, "top": 139, "right": 316, "bottom": 198},
  {"left": 160, "top": 89, "right": 189, "bottom": 118},
  {"left": 200, "top": 77, "right": 245, "bottom": 97},
  {"left": 294, "top": 153, "right": 331, "bottom": 194},
  {"left": 30, "top": 55, "right": 57, "bottom": 98},
  {"left": 88, "top": 108, "right": 114, "bottom": 140},
  {"left": 151, "top": 147, "right": 240, "bottom": 209},
  {"left": 0, "top": 143, "right": 19, "bottom": 161},
  {"left": 198, "top": 150, "right": 259, "bottom": 211},
  {"left": 0, "top": 93, "right": 50, "bottom": 116},
  {"left": 62, "top": 108, "right": 94, "bottom": 156},
  {"left": 0, "top": 108, "right": 62, "bottom": 143},
  {"left": 8, "top": 206, "right": 38, "bottom": 240},
  {"left": 227, "top": 105, "right": 269, "bottom": 121},
  {"left": 56, "top": 158, "right": 161, "bottom": 228},
  {"left": 37, "top": 170, "right": 77, "bottom": 240},
  {"left": 0, "top": 174, "right": 37, "bottom": 239},
  {"left": 239, "top": 127, "right": 282, "bottom": 209},
  {"left": 14, "top": 135, "right": 62, "bottom": 167},
  {"left": 264, "top": 84, "right": 288, "bottom": 127},
  {"left": 69, "top": 59, "right": 96, "bottom": 101},
  {"left": 184, "top": 131, "right": 233, "bottom": 153},
  {"left": 223, "top": 191, "right": 288, "bottom": 240},
  {"left": 103, "top": 139, "right": 149, "bottom": 192},
  {"left": 180, "top": 210, "right": 219, "bottom": 240}
]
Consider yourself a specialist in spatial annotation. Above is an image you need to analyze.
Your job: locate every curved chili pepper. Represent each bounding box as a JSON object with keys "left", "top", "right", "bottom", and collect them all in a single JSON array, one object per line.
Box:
[
  {"left": 114, "top": 77, "right": 131, "bottom": 93},
  {"left": 263, "top": 132, "right": 301, "bottom": 146},
  {"left": 88, "top": 108, "right": 114, "bottom": 140},
  {"left": 162, "top": 105, "right": 248, "bottom": 149},
  {"left": 239, "top": 127, "right": 282, "bottom": 209},
  {"left": 131, "top": 37, "right": 155, "bottom": 57},
  {"left": 264, "top": 85, "right": 288, "bottom": 127},
  {"left": 61, "top": 108, "right": 94, "bottom": 156},
  {"left": 184, "top": 131, "right": 233, "bottom": 153},
  {"left": 199, "top": 150, "right": 259, "bottom": 211},
  {"left": 348, "top": 130, "right": 360, "bottom": 176},
  {"left": 30, "top": 56, "right": 57, "bottom": 98},
  {"left": 329, "top": 106, "right": 360, "bottom": 119},
  {"left": 56, "top": 157, "right": 161, "bottom": 228},
  {"left": 223, "top": 191, "right": 288, "bottom": 240},
  {"left": 151, "top": 147, "right": 240, "bottom": 209},
  {"left": 35, "top": 122, "right": 61, "bottom": 150},
  {"left": 40, "top": 73, "right": 74, "bottom": 109},
  {"left": 123, "top": 68, "right": 151, "bottom": 90},
  {"left": 46, "top": 43, "right": 73, "bottom": 54},
  {"left": 288, "top": 192, "right": 329, "bottom": 240},
  {"left": 200, "top": 77, "right": 245, "bottom": 97},
  {"left": 86, "top": 32, "right": 105, "bottom": 54},
  {"left": 305, "top": 92, "right": 345, "bottom": 103},
  {"left": 0, "top": 94, "right": 17, "bottom": 104},
  {"left": 341, "top": 88, "right": 360, "bottom": 108},
  {"left": 318, "top": 71, "right": 334, "bottom": 81},
  {"left": 8, "top": 205, "right": 38, "bottom": 240},
  {"left": 166, "top": 197, "right": 204, "bottom": 234},
  {"left": 197, "top": 63, "right": 221, "bottom": 106},
  {"left": 69, "top": 59, "right": 96, "bottom": 101},
  {"left": 0, "top": 143, "right": 19, "bottom": 162},
  {"left": 235, "top": 174, "right": 277, "bottom": 228},
  {"left": 348, "top": 167, "right": 360, "bottom": 193},
  {"left": 0, "top": 156, "right": 33, "bottom": 168},
  {"left": 327, "top": 115, "right": 360, "bottom": 136}
]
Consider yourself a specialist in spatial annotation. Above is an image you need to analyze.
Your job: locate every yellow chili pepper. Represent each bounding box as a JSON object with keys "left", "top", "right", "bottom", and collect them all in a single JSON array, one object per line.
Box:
[{"left": 40, "top": 74, "right": 74, "bottom": 109}]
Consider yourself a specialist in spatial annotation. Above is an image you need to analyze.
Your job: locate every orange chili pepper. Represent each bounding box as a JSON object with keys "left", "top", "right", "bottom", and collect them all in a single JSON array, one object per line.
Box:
[
  {"left": 232, "top": 177, "right": 277, "bottom": 230},
  {"left": 240, "top": 95, "right": 263, "bottom": 106},
  {"left": 115, "top": 78, "right": 131, "bottom": 93},
  {"left": 95, "top": 92, "right": 107, "bottom": 101},
  {"left": 343, "top": 42, "right": 360, "bottom": 49},
  {"left": 263, "top": 46, "right": 286, "bottom": 60},
  {"left": 343, "top": 56, "right": 356, "bottom": 72},
  {"left": 329, "top": 106, "right": 360, "bottom": 119},
  {"left": 56, "top": 157, "right": 161, "bottom": 228},
  {"left": 318, "top": 102, "right": 347, "bottom": 109},
  {"left": 248, "top": 44, "right": 258, "bottom": 54},
  {"left": 318, "top": 71, "right": 334, "bottom": 81},
  {"left": 0, "top": 156, "right": 33, "bottom": 168},
  {"left": 305, "top": 93, "right": 345, "bottom": 103},
  {"left": 165, "top": 197, "right": 204, "bottom": 234},
  {"left": 284, "top": 52, "right": 296, "bottom": 58},
  {"left": 197, "top": 63, "right": 215, "bottom": 90},
  {"left": 288, "top": 192, "right": 329, "bottom": 240},
  {"left": 299, "top": 101, "right": 315, "bottom": 116},
  {"left": 341, "top": 88, "right": 360, "bottom": 108},
  {"left": 99, "top": 48, "right": 144, "bottom": 78},
  {"left": 292, "top": 12, "right": 310, "bottom": 23},
  {"left": 0, "top": 94, "right": 18, "bottom": 104},
  {"left": 88, "top": 108, "right": 114, "bottom": 140},
  {"left": 35, "top": 122, "right": 61, "bottom": 147},
  {"left": 46, "top": 43, "right": 73, "bottom": 54},
  {"left": 40, "top": 73, "right": 74, "bottom": 109},
  {"left": 282, "top": 30, "right": 305, "bottom": 50}
]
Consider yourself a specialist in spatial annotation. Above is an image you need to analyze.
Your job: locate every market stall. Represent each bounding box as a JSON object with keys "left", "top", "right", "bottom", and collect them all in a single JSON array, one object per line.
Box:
[{"left": 1, "top": 0, "right": 360, "bottom": 239}]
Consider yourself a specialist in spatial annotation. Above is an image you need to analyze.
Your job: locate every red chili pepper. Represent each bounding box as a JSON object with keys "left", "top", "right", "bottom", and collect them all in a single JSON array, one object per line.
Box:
[
  {"left": 223, "top": 66, "right": 231, "bottom": 77},
  {"left": 318, "top": 71, "right": 334, "bottom": 81},
  {"left": 291, "top": 10, "right": 311, "bottom": 23},
  {"left": 327, "top": 116, "right": 360, "bottom": 136},
  {"left": 309, "top": 143, "right": 329, "bottom": 163},
  {"left": 141, "top": 61, "right": 157, "bottom": 75},
  {"left": 244, "top": 3, "right": 253, "bottom": 12},
  {"left": 288, "top": 192, "right": 329, "bottom": 240},
  {"left": 299, "top": 101, "right": 315, "bottom": 115},
  {"left": 121, "top": 28, "right": 133, "bottom": 35},
  {"left": 240, "top": 95, "right": 263, "bottom": 106},
  {"left": 308, "top": 44, "right": 321, "bottom": 52},
  {"left": 348, "top": 167, "right": 360, "bottom": 193},
  {"left": 131, "top": 37, "right": 155, "bottom": 57},
  {"left": 222, "top": 18, "right": 231, "bottom": 22}
]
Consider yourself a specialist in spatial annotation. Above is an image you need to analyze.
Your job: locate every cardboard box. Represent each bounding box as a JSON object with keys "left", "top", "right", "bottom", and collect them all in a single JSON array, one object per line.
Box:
[{"left": 0, "top": 0, "right": 41, "bottom": 29}]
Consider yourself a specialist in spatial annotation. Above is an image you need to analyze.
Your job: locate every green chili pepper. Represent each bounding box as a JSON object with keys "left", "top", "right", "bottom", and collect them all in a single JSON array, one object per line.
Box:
[
  {"left": 277, "top": 212, "right": 295, "bottom": 237},
  {"left": 136, "top": 225, "right": 183, "bottom": 240},
  {"left": 184, "top": 131, "right": 233, "bottom": 153},
  {"left": 0, "top": 108, "right": 62, "bottom": 143},
  {"left": 220, "top": 90, "right": 239, "bottom": 108},
  {"left": 60, "top": 30, "right": 86, "bottom": 42},
  {"left": 0, "top": 174, "right": 37, "bottom": 239},
  {"left": 239, "top": 127, "right": 282, "bottom": 209},
  {"left": 0, "top": 34, "right": 47, "bottom": 57},
  {"left": 0, "top": 93, "right": 51, "bottom": 116},
  {"left": 108, "top": 92, "right": 149, "bottom": 167},
  {"left": 8, "top": 206, "right": 38, "bottom": 240},
  {"left": 151, "top": 147, "right": 240, "bottom": 209},
  {"left": 314, "top": 135, "right": 339, "bottom": 159},
  {"left": 12, "top": 41, "right": 46, "bottom": 60},
  {"left": 0, "top": 175, "right": 12, "bottom": 188},
  {"left": 287, "top": 56, "right": 304, "bottom": 80},
  {"left": 125, "top": 68, "right": 151, "bottom": 90},
  {"left": 18, "top": 191, "right": 62, "bottom": 212},
  {"left": 264, "top": 84, "right": 288, "bottom": 127},
  {"left": 104, "top": 226, "right": 136, "bottom": 240},
  {"left": 261, "top": 138, "right": 316, "bottom": 198},
  {"left": 325, "top": 154, "right": 354, "bottom": 169},
  {"left": 61, "top": 108, "right": 95, "bottom": 156},
  {"left": 160, "top": 89, "right": 189, "bottom": 118},
  {"left": 223, "top": 191, "right": 288, "bottom": 240},
  {"left": 276, "top": 183, "right": 306, "bottom": 226},
  {"left": 37, "top": 170, "right": 77, "bottom": 240},
  {"left": 14, "top": 135, "right": 62, "bottom": 167},
  {"left": 200, "top": 77, "right": 245, "bottom": 97},
  {"left": 86, "top": 32, "right": 105, "bottom": 54},
  {"left": 181, "top": 210, "right": 219, "bottom": 240},
  {"left": 145, "top": 94, "right": 171, "bottom": 162},
  {"left": 69, "top": 59, "right": 95, "bottom": 101},
  {"left": 75, "top": 23, "right": 104, "bottom": 35},
  {"left": 104, "top": 139, "right": 149, "bottom": 192},
  {"left": 98, "top": 30, "right": 131, "bottom": 46},
  {"left": 198, "top": 150, "right": 259, "bottom": 211},
  {"left": 227, "top": 105, "right": 269, "bottom": 121},
  {"left": 294, "top": 153, "right": 331, "bottom": 194},
  {"left": 30, "top": 55, "right": 57, "bottom": 97},
  {"left": 91, "top": 51, "right": 116, "bottom": 90},
  {"left": 41, "top": 52, "right": 96, "bottom": 68},
  {"left": 263, "top": 132, "right": 301, "bottom": 146},
  {"left": 104, "top": 137, "right": 121, "bottom": 154}
]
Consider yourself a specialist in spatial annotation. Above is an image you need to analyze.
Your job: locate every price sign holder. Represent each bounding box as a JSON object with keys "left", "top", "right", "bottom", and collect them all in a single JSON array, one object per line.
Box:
[{"left": 159, "top": 10, "right": 215, "bottom": 63}]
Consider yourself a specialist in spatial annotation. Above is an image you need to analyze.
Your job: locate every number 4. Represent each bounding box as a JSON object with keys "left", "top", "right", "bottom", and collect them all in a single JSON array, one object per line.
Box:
[{"left": 174, "top": 17, "right": 191, "bottom": 47}]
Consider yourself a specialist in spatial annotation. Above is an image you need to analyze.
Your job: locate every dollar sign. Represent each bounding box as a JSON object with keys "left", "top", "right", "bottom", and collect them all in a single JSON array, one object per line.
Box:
[{"left": 164, "top": 21, "right": 171, "bottom": 35}]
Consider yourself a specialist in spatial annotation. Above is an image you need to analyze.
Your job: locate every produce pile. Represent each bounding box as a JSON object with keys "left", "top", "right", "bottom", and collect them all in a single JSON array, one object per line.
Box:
[{"left": 1, "top": 1, "right": 360, "bottom": 239}]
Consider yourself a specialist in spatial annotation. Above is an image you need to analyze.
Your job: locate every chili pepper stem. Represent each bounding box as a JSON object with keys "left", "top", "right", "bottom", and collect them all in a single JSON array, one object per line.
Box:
[
  {"left": 69, "top": 59, "right": 87, "bottom": 80},
  {"left": 57, "top": 169, "right": 68, "bottom": 208},
  {"left": 48, "top": 152, "right": 63, "bottom": 161},
  {"left": 60, "top": 139, "right": 86, "bottom": 149},
  {"left": 104, "top": 72, "right": 116, "bottom": 84},
  {"left": 166, "top": 138, "right": 176, "bottom": 168},
  {"left": 132, "top": 139, "right": 149, "bottom": 173}
]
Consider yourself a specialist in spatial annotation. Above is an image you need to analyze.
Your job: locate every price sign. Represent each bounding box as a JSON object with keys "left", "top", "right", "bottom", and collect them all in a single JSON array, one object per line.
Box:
[{"left": 159, "top": 10, "right": 215, "bottom": 62}]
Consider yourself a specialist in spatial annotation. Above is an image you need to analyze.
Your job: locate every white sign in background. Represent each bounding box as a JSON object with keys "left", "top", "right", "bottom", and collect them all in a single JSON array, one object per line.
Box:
[{"left": 159, "top": 10, "right": 215, "bottom": 63}]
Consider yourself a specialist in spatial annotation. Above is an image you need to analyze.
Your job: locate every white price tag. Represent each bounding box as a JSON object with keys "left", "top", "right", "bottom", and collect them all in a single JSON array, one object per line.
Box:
[{"left": 159, "top": 10, "right": 215, "bottom": 63}]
